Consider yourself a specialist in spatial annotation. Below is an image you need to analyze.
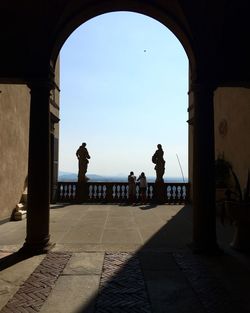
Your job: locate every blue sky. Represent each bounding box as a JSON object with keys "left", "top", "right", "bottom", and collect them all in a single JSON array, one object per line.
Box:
[{"left": 59, "top": 11, "right": 188, "bottom": 179}]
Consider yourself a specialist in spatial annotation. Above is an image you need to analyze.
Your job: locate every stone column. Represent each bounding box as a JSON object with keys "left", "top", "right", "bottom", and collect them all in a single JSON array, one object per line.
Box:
[
  {"left": 22, "top": 79, "right": 54, "bottom": 254},
  {"left": 192, "top": 83, "right": 218, "bottom": 253}
]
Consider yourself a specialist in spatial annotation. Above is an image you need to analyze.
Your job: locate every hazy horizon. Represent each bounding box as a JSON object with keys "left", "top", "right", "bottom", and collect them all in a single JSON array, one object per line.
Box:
[{"left": 58, "top": 171, "right": 188, "bottom": 183}]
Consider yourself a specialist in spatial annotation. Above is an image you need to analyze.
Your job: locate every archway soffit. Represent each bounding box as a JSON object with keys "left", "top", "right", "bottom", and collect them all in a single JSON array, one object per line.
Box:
[{"left": 50, "top": 3, "right": 196, "bottom": 74}]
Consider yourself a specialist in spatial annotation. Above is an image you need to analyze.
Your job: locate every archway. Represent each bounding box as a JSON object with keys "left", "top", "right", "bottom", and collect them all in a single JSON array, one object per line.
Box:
[
  {"left": 24, "top": 2, "right": 218, "bottom": 254},
  {"left": 59, "top": 11, "right": 189, "bottom": 184}
]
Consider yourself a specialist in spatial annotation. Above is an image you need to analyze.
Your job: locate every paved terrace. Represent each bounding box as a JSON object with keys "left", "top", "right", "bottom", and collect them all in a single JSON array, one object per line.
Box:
[{"left": 0, "top": 204, "right": 250, "bottom": 313}]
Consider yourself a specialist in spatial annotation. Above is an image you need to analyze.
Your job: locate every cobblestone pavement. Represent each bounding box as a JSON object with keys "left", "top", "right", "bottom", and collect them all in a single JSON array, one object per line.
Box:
[
  {"left": 95, "top": 252, "right": 152, "bottom": 313},
  {"left": 173, "top": 252, "right": 238, "bottom": 313},
  {"left": 0, "top": 252, "right": 71, "bottom": 313}
]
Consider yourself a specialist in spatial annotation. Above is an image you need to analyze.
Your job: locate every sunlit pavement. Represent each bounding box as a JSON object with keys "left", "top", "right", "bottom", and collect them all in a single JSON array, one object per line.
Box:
[{"left": 1, "top": 204, "right": 250, "bottom": 313}]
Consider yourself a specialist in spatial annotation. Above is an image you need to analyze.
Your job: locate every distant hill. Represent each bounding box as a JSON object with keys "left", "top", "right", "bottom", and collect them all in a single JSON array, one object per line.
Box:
[
  {"left": 58, "top": 173, "right": 129, "bottom": 182},
  {"left": 58, "top": 172, "right": 77, "bottom": 181},
  {"left": 58, "top": 171, "right": 187, "bottom": 183},
  {"left": 58, "top": 172, "right": 106, "bottom": 182}
]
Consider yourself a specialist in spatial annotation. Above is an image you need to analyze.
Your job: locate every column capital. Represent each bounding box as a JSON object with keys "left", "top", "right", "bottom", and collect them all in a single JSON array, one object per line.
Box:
[
  {"left": 27, "top": 65, "right": 56, "bottom": 91},
  {"left": 27, "top": 78, "right": 56, "bottom": 91},
  {"left": 189, "top": 81, "right": 217, "bottom": 94}
]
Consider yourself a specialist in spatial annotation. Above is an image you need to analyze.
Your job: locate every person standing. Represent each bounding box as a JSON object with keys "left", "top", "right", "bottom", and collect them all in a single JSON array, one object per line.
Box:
[
  {"left": 137, "top": 172, "right": 148, "bottom": 204},
  {"left": 128, "top": 171, "right": 136, "bottom": 204}
]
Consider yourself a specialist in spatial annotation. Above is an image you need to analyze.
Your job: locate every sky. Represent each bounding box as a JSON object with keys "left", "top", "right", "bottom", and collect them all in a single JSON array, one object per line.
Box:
[{"left": 59, "top": 11, "right": 188, "bottom": 179}]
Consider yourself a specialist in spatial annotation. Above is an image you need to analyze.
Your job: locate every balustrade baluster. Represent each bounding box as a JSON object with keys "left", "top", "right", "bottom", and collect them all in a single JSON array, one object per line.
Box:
[
  {"left": 177, "top": 185, "right": 181, "bottom": 202},
  {"left": 59, "top": 184, "right": 63, "bottom": 201},
  {"left": 126, "top": 185, "right": 129, "bottom": 200},
  {"left": 68, "top": 184, "right": 71, "bottom": 200},
  {"left": 173, "top": 185, "right": 177, "bottom": 203},
  {"left": 117, "top": 185, "right": 121, "bottom": 200},
  {"left": 149, "top": 185, "right": 153, "bottom": 201},
  {"left": 113, "top": 185, "right": 117, "bottom": 201},
  {"left": 89, "top": 184, "right": 93, "bottom": 200},
  {"left": 73, "top": 184, "right": 76, "bottom": 200},
  {"left": 98, "top": 185, "right": 102, "bottom": 199},
  {"left": 167, "top": 185, "right": 171, "bottom": 203},
  {"left": 121, "top": 185, "right": 125, "bottom": 201},
  {"left": 103, "top": 185, "right": 107, "bottom": 200},
  {"left": 95, "top": 185, "right": 98, "bottom": 200},
  {"left": 64, "top": 185, "right": 68, "bottom": 200}
]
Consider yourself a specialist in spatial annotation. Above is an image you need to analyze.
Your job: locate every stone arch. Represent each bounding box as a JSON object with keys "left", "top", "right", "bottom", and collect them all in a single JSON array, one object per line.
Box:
[
  {"left": 22, "top": 1, "right": 219, "bottom": 254},
  {"left": 49, "top": 2, "right": 196, "bottom": 79},
  {"left": 55, "top": 10, "right": 190, "bottom": 201}
]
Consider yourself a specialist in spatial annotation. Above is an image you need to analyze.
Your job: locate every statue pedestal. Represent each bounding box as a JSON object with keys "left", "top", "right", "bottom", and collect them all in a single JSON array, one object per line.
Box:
[
  {"left": 154, "top": 181, "right": 165, "bottom": 204},
  {"left": 76, "top": 181, "right": 88, "bottom": 203}
]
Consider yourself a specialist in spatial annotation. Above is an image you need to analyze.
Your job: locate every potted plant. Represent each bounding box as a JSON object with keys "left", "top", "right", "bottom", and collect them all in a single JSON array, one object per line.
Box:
[{"left": 225, "top": 170, "right": 250, "bottom": 252}]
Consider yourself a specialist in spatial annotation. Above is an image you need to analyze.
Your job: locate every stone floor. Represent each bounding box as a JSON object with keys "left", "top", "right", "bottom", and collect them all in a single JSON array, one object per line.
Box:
[{"left": 0, "top": 204, "right": 250, "bottom": 312}]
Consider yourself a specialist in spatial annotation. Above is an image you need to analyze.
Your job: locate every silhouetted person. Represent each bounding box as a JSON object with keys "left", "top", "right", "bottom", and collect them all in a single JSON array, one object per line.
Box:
[
  {"left": 128, "top": 171, "right": 136, "bottom": 204},
  {"left": 152, "top": 144, "right": 165, "bottom": 183},
  {"left": 76, "top": 142, "right": 90, "bottom": 183},
  {"left": 137, "top": 172, "right": 147, "bottom": 204}
]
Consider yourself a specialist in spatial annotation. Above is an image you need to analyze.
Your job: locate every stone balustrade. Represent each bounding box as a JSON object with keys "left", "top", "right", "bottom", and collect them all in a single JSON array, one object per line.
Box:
[{"left": 57, "top": 181, "right": 189, "bottom": 204}]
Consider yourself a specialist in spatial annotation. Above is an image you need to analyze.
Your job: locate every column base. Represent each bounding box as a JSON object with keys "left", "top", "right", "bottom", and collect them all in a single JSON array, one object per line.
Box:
[
  {"left": 20, "top": 239, "right": 55, "bottom": 255},
  {"left": 188, "top": 241, "right": 223, "bottom": 255}
]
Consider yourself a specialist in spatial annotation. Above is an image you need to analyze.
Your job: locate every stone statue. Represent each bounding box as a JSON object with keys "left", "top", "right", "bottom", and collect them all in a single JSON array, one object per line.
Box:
[
  {"left": 152, "top": 144, "right": 165, "bottom": 183},
  {"left": 76, "top": 142, "right": 90, "bottom": 183}
]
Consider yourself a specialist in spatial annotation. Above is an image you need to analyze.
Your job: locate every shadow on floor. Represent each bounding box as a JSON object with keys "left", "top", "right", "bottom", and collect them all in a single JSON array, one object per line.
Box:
[
  {"left": 139, "top": 203, "right": 158, "bottom": 210},
  {"left": 0, "top": 250, "right": 32, "bottom": 271},
  {"left": 56, "top": 205, "right": 249, "bottom": 313},
  {"left": 50, "top": 203, "right": 72, "bottom": 210},
  {"left": 2, "top": 204, "right": 250, "bottom": 313}
]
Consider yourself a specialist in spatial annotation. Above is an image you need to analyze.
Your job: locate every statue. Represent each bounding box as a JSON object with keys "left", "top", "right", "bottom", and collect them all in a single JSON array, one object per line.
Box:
[
  {"left": 76, "top": 142, "right": 91, "bottom": 183},
  {"left": 152, "top": 144, "right": 165, "bottom": 183}
]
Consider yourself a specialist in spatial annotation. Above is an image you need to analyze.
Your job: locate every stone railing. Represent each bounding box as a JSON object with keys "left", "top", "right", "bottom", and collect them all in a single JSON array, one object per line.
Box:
[{"left": 57, "top": 181, "right": 189, "bottom": 204}]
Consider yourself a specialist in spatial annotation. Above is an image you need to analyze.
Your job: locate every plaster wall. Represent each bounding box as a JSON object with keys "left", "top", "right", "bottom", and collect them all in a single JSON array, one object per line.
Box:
[
  {"left": 214, "top": 87, "right": 250, "bottom": 189},
  {"left": 0, "top": 84, "right": 30, "bottom": 221}
]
